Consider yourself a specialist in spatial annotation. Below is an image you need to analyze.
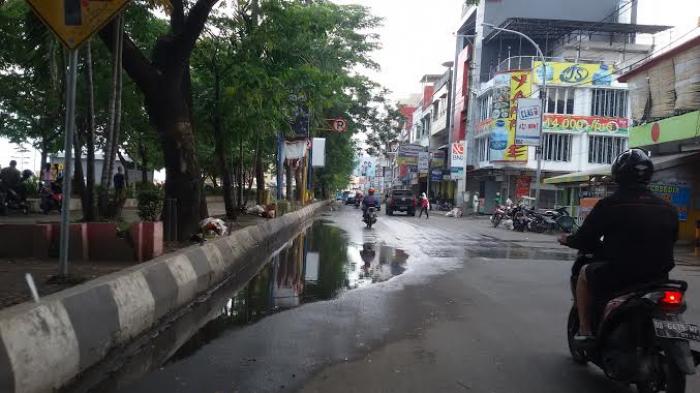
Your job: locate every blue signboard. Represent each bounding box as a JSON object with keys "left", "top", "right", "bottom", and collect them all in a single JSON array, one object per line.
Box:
[
  {"left": 430, "top": 169, "right": 443, "bottom": 181},
  {"left": 649, "top": 183, "right": 691, "bottom": 221}
]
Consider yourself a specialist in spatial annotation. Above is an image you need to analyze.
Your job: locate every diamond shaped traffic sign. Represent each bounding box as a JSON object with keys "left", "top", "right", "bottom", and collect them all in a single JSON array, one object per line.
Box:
[{"left": 26, "top": 0, "right": 131, "bottom": 49}]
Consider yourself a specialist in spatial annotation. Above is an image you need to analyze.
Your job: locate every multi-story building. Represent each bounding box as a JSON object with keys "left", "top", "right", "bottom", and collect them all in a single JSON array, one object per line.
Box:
[{"left": 453, "top": 0, "right": 670, "bottom": 211}]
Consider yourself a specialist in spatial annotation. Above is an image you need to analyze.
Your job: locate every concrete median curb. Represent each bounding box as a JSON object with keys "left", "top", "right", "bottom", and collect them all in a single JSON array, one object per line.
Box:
[{"left": 0, "top": 201, "right": 328, "bottom": 393}]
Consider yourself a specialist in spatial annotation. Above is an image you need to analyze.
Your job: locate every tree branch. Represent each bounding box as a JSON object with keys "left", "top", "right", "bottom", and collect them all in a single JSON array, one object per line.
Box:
[
  {"left": 99, "top": 18, "right": 159, "bottom": 93},
  {"left": 170, "top": 0, "right": 185, "bottom": 33},
  {"left": 176, "top": 0, "right": 219, "bottom": 63}
]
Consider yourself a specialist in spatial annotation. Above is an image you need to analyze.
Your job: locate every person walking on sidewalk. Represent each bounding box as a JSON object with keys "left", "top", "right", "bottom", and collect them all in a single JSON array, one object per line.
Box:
[{"left": 418, "top": 192, "right": 430, "bottom": 219}]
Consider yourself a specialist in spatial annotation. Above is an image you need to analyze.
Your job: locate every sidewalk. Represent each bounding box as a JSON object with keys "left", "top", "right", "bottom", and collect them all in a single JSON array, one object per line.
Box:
[
  {"left": 0, "top": 202, "right": 268, "bottom": 309},
  {"left": 429, "top": 211, "right": 700, "bottom": 265}
]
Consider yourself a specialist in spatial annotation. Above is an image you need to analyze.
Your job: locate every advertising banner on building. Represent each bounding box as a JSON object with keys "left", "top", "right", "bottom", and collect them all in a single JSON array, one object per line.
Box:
[
  {"left": 515, "top": 176, "right": 531, "bottom": 199},
  {"left": 488, "top": 73, "right": 510, "bottom": 161},
  {"left": 543, "top": 114, "right": 629, "bottom": 135},
  {"left": 489, "top": 72, "right": 530, "bottom": 162},
  {"left": 431, "top": 150, "right": 446, "bottom": 168},
  {"left": 450, "top": 142, "right": 466, "bottom": 179},
  {"left": 515, "top": 98, "right": 542, "bottom": 146},
  {"left": 533, "top": 61, "right": 615, "bottom": 86},
  {"left": 396, "top": 144, "right": 424, "bottom": 166},
  {"left": 650, "top": 183, "right": 691, "bottom": 221},
  {"left": 430, "top": 169, "right": 443, "bottom": 181},
  {"left": 418, "top": 152, "right": 430, "bottom": 173}
]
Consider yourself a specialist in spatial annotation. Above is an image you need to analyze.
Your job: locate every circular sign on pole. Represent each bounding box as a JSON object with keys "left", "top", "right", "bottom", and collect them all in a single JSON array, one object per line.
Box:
[{"left": 332, "top": 118, "right": 348, "bottom": 133}]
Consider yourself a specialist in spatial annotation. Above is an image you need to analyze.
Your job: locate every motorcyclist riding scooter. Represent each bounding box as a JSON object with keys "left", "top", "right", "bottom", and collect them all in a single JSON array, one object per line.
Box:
[
  {"left": 559, "top": 149, "right": 699, "bottom": 391},
  {"left": 362, "top": 188, "right": 379, "bottom": 226}
]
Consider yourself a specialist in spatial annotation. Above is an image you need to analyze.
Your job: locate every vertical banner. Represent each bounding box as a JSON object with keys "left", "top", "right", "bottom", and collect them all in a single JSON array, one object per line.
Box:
[
  {"left": 515, "top": 98, "right": 542, "bottom": 146},
  {"left": 450, "top": 141, "right": 466, "bottom": 179},
  {"left": 504, "top": 71, "right": 530, "bottom": 161},
  {"left": 515, "top": 176, "right": 531, "bottom": 199},
  {"left": 489, "top": 73, "right": 510, "bottom": 161},
  {"left": 311, "top": 138, "right": 325, "bottom": 167}
]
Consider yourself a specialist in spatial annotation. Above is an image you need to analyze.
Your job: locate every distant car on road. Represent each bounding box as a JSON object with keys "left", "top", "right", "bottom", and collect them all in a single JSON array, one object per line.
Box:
[
  {"left": 345, "top": 194, "right": 356, "bottom": 205},
  {"left": 386, "top": 189, "right": 416, "bottom": 216}
]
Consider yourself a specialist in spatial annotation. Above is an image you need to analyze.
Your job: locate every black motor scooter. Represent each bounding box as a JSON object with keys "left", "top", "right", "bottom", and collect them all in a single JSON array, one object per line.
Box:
[
  {"left": 0, "top": 170, "right": 32, "bottom": 215},
  {"left": 566, "top": 254, "right": 700, "bottom": 392}
]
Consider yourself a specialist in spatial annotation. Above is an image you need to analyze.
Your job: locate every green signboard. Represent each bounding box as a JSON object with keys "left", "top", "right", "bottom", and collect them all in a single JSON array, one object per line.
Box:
[{"left": 630, "top": 111, "right": 700, "bottom": 148}]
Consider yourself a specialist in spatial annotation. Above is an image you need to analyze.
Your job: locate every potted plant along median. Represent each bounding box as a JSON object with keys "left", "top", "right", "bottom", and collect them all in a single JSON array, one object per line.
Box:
[{"left": 130, "top": 184, "right": 164, "bottom": 262}]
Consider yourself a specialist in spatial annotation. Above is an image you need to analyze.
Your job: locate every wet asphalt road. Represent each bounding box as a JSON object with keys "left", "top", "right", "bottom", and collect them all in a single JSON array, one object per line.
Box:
[{"left": 102, "top": 206, "right": 700, "bottom": 393}]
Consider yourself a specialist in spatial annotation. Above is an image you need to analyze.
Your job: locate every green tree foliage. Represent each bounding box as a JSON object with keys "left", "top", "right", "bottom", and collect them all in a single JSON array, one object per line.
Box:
[{"left": 0, "top": 0, "right": 64, "bottom": 164}]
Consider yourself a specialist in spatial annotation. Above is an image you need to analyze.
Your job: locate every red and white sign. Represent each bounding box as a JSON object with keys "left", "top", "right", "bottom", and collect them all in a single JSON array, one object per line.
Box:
[{"left": 331, "top": 118, "right": 347, "bottom": 132}]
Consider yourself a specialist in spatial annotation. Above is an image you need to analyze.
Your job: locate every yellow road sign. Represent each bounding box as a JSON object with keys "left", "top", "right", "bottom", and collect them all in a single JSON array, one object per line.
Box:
[{"left": 26, "top": 0, "right": 131, "bottom": 49}]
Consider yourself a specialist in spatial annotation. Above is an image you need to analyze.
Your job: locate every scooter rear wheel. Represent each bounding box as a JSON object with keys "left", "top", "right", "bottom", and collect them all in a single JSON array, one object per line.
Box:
[
  {"left": 636, "top": 360, "right": 686, "bottom": 393},
  {"left": 567, "top": 306, "right": 588, "bottom": 365}
]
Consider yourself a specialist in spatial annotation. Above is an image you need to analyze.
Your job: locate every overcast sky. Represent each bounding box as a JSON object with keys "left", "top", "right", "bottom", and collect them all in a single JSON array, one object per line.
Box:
[{"left": 2, "top": 0, "right": 699, "bottom": 169}]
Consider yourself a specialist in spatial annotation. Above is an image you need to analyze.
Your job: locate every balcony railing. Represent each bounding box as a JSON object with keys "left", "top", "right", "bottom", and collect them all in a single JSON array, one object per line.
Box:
[{"left": 491, "top": 56, "right": 608, "bottom": 76}]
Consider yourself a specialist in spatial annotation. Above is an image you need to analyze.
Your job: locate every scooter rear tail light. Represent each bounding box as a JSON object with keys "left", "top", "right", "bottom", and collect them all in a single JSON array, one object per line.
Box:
[{"left": 661, "top": 291, "right": 683, "bottom": 306}]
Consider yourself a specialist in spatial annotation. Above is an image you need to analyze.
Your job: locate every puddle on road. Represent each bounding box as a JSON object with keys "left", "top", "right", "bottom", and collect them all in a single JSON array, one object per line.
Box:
[
  {"left": 78, "top": 220, "right": 410, "bottom": 393},
  {"left": 466, "top": 245, "right": 576, "bottom": 261},
  {"left": 166, "top": 220, "right": 408, "bottom": 365}
]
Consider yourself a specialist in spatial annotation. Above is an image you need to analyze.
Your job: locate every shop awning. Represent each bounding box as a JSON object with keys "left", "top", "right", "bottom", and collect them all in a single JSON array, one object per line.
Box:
[
  {"left": 543, "top": 152, "right": 700, "bottom": 185},
  {"left": 543, "top": 166, "right": 611, "bottom": 185}
]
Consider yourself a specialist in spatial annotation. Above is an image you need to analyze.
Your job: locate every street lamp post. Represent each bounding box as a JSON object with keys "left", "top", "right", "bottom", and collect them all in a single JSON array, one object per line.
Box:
[{"left": 482, "top": 23, "right": 547, "bottom": 209}]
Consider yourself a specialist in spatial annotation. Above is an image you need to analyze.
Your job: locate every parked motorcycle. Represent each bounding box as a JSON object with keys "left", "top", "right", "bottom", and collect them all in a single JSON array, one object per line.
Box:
[
  {"left": 543, "top": 206, "right": 577, "bottom": 233},
  {"left": 363, "top": 207, "right": 377, "bottom": 229},
  {"left": 0, "top": 170, "right": 32, "bottom": 215},
  {"left": 567, "top": 255, "right": 700, "bottom": 392},
  {"left": 40, "top": 179, "right": 63, "bottom": 214},
  {"left": 491, "top": 205, "right": 509, "bottom": 228}
]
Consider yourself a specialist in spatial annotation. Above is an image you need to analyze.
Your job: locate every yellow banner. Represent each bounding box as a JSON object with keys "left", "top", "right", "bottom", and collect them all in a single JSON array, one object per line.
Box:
[{"left": 533, "top": 61, "right": 615, "bottom": 86}]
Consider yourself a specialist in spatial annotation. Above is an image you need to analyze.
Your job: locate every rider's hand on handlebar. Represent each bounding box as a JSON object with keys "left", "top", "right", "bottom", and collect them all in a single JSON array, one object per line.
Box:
[{"left": 557, "top": 234, "right": 569, "bottom": 246}]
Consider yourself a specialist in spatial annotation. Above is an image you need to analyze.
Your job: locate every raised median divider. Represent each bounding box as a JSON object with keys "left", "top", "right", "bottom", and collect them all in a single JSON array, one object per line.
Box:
[{"left": 0, "top": 201, "right": 328, "bottom": 393}]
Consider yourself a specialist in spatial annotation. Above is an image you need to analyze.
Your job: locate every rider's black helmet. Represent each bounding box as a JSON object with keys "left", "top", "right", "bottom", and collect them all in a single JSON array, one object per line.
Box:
[
  {"left": 611, "top": 148, "right": 653, "bottom": 187},
  {"left": 21, "top": 169, "right": 33, "bottom": 179}
]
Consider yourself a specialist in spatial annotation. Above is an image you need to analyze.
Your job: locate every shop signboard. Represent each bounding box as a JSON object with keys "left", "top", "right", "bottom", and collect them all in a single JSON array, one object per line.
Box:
[
  {"left": 418, "top": 152, "right": 430, "bottom": 174},
  {"left": 515, "top": 98, "right": 542, "bottom": 146},
  {"left": 450, "top": 141, "right": 466, "bottom": 180},
  {"left": 396, "top": 144, "right": 424, "bottom": 166},
  {"left": 431, "top": 150, "right": 446, "bottom": 168},
  {"left": 533, "top": 61, "right": 615, "bottom": 86},
  {"left": 543, "top": 114, "right": 629, "bottom": 135},
  {"left": 649, "top": 183, "right": 691, "bottom": 221},
  {"left": 629, "top": 110, "right": 700, "bottom": 148},
  {"left": 430, "top": 169, "right": 443, "bottom": 181}
]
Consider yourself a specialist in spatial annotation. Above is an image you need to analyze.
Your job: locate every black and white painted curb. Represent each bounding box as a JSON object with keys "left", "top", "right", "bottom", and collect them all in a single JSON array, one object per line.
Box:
[{"left": 0, "top": 201, "right": 327, "bottom": 393}]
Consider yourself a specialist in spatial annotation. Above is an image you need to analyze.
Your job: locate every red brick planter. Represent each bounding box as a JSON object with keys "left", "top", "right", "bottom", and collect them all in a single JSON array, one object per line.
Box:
[{"left": 130, "top": 221, "right": 163, "bottom": 262}]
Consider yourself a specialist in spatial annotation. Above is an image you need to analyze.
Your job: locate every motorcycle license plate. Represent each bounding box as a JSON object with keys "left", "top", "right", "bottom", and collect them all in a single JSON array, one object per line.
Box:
[{"left": 653, "top": 319, "right": 700, "bottom": 341}]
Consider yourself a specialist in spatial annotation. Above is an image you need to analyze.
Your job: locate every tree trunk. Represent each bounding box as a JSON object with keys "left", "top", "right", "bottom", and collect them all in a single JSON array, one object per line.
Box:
[
  {"left": 285, "top": 163, "right": 293, "bottom": 201},
  {"left": 211, "top": 67, "right": 235, "bottom": 219},
  {"left": 117, "top": 150, "right": 129, "bottom": 187},
  {"left": 83, "top": 40, "right": 97, "bottom": 221},
  {"left": 73, "top": 129, "right": 86, "bottom": 210},
  {"left": 98, "top": 0, "right": 221, "bottom": 240},
  {"left": 294, "top": 165, "right": 303, "bottom": 202},
  {"left": 99, "top": 16, "right": 123, "bottom": 215},
  {"left": 255, "top": 148, "right": 265, "bottom": 205},
  {"left": 40, "top": 148, "right": 47, "bottom": 169},
  {"left": 237, "top": 136, "right": 244, "bottom": 209}
]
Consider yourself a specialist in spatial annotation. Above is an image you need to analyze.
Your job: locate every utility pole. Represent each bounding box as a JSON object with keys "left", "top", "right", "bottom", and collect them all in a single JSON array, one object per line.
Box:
[{"left": 482, "top": 23, "right": 547, "bottom": 209}]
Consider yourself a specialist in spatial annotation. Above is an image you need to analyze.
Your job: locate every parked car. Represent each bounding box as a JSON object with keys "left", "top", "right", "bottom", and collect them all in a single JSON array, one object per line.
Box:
[
  {"left": 345, "top": 194, "right": 356, "bottom": 205},
  {"left": 386, "top": 189, "right": 416, "bottom": 216}
]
